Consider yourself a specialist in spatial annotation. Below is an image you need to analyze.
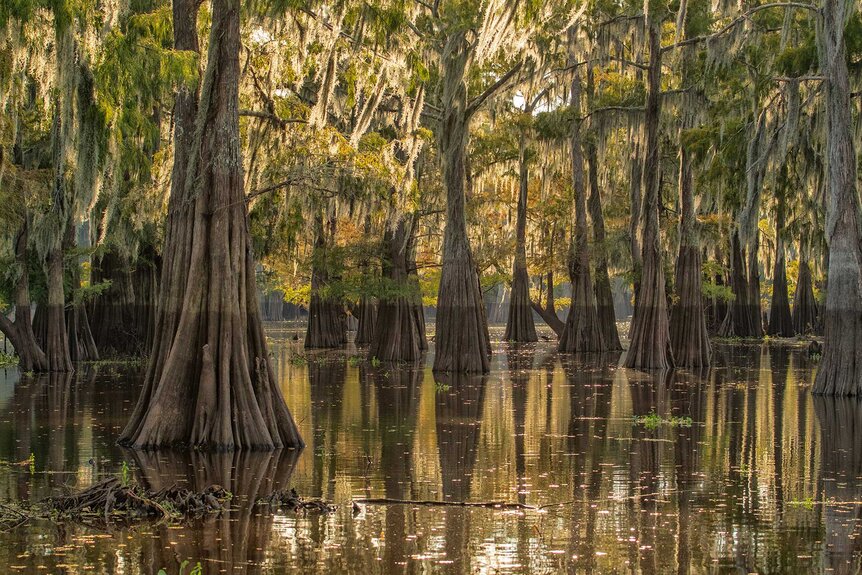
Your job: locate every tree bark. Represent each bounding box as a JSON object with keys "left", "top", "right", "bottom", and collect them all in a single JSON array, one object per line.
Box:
[
  {"left": 504, "top": 116, "right": 537, "bottom": 342},
  {"left": 767, "top": 199, "right": 794, "bottom": 337},
  {"left": 0, "top": 222, "right": 48, "bottom": 372},
  {"left": 587, "top": 139, "right": 622, "bottom": 350},
  {"left": 792, "top": 258, "right": 818, "bottom": 335},
  {"left": 720, "top": 231, "right": 759, "bottom": 337},
  {"left": 624, "top": 16, "right": 673, "bottom": 369},
  {"left": 433, "top": 32, "right": 491, "bottom": 373},
  {"left": 812, "top": 0, "right": 861, "bottom": 395},
  {"left": 370, "top": 215, "right": 426, "bottom": 362},
  {"left": 119, "top": 0, "right": 303, "bottom": 449},
  {"left": 531, "top": 269, "right": 565, "bottom": 336},
  {"left": 669, "top": 144, "right": 711, "bottom": 367},
  {"left": 305, "top": 214, "right": 346, "bottom": 348},
  {"left": 559, "top": 69, "right": 604, "bottom": 353},
  {"left": 64, "top": 223, "right": 98, "bottom": 362}
]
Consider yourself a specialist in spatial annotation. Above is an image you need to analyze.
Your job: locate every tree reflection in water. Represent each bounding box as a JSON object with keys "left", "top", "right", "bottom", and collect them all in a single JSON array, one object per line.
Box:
[{"left": 0, "top": 339, "right": 856, "bottom": 573}]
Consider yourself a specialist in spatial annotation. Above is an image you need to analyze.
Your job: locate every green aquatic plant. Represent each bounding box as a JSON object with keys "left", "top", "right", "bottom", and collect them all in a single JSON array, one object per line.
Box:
[
  {"left": 348, "top": 355, "right": 362, "bottom": 367},
  {"left": 370, "top": 356, "right": 381, "bottom": 368},
  {"left": 0, "top": 352, "right": 19, "bottom": 367},
  {"left": 633, "top": 411, "right": 693, "bottom": 429},
  {"left": 435, "top": 381, "right": 451, "bottom": 393},
  {"left": 158, "top": 560, "right": 204, "bottom": 575},
  {"left": 119, "top": 461, "right": 131, "bottom": 487},
  {"left": 288, "top": 354, "right": 308, "bottom": 366}
]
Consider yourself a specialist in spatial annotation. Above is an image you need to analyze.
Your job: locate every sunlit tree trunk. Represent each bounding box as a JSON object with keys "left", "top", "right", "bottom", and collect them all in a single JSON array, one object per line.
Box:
[
  {"left": 434, "top": 32, "right": 491, "bottom": 373},
  {"left": 587, "top": 140, "right": 622, "bottom": 350},
  {"left": 370, "top": 215, "right": 426, "bottom": 362},
  {"left": 670, "top": 144, "right": 711, "bottom": 367},
  {"left": 767, "top": 195, "right": 794, "bottom": 337},
  {"left": 624, "top": 15, "right": 673, "bottom": 369},
  {"left": 120, "top": 0, "right": 303, "bottom": 449},
  {"left": 813, "top": 0, "right": 861, "bottom": 395},
  {"left": 560, "top": 68, "right": 604, "bottom": 353},
  {"left": 504, "top": 114, "right": 537, "bottom": 342}
]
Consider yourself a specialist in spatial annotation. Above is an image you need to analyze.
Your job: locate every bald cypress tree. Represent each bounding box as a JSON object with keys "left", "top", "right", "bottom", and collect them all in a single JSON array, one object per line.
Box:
[{"left": 120, "top": 0, "right": 303, "bottom": 449}]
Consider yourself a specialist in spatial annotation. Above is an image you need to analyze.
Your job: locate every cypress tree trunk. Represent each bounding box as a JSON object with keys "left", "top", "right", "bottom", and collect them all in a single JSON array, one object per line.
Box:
[
  {"left": 433, "top": 33, "right": 490, "bottom": 373},
  {"left": 793, "top": 258, "right": 819, "bottom": 335},
  {"left": 720, "top": 231, "right": 758, "bottom": 337},
  {"left": 64, "top": 224, "right": 98, "bottom": 362},
  {"left": 747, "top": 234, "right": 764, "bottom": 336},
  {"left": 629, "top": 145, "right": 643, "bottom": 297},
  {"left": 587, "top": 140, "right": 622, "bottom": 350},
  {"left": 407, "top": 228, "right": 428, "bottom": 351},
  {"left": 305, "top": 215, "right": 346, "bottom": 348},
  {"left": 119, "top": 0, "right": 302, "bottom": 449},
  {"left": 670, "top": 145, "right": 711, "bottom": 367},
  {"left": 812, "top": 0, "right": 861, "bottom": 395},
  {"left": 559, "top": 70, "right": 604, "bottom": 353},
  {"left": 355, "top": 296, "right": 377, "bottom": 345},
  {"left": 354, "top": 215, "right": 377, "bottom": 345},
  {"left": 767, "top": 202, "right": 794, "bottom": 337},
  {"left": 0, "top": 223, "right": 48, "bottom": 372},
  {"left": 45, "top": 108, "right": 73, "bottom": 372},
  {"left": 624, "top": 16, "right": 673, "bottom": 369},
  {"left": 370, "top": 216, "right": 425, "bottom": 362},
  {"left": 504, "top": 120, "right": 537, "bottom": 342},
  {"left": 90, "top": 249, "right": 157, "bottom": 356},
  {"left": 45, "top": 242, "right": 72, "bottom": 371}
]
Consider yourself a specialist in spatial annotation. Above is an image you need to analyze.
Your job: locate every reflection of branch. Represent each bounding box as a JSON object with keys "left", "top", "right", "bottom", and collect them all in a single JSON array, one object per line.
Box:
[{"left": 467, "top": 61, "right": 524, "bottom": 118}]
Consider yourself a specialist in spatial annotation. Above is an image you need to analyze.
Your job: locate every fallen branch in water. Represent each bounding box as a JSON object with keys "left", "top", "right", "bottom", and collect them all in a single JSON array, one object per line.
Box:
[
  {"left": 45, "top": 477, "right": 231, "bottom": 525},
  {"left": 257, "top": 488, "right": 335, "bottom": 513},
  {"left": 0, "top": 502, "right": 29, "bottom": 532},
  {"left": 353, "top": 498, "right": 537, "bottom": 510}
]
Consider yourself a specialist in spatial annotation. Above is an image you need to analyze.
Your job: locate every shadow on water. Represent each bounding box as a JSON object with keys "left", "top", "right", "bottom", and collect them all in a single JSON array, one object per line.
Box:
[{"left": 0, "top": 336, "right": 857, "bottom": 573}]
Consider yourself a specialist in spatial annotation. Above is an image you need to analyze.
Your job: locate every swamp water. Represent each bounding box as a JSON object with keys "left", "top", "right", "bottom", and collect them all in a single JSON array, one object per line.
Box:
[{"left": 0, "top": 325, "right": 858, "bottom": 574}]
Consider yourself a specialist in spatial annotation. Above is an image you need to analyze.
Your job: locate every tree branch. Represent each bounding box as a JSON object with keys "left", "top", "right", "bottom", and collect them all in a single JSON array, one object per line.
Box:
[
  {"left": 240, "top": 110, "right": 307, "bottom": 128},
  {"left": 466, "top": 61, "right": 524, "bottom": 118},
  {"left": 663, "top": 2, "right": 819, "bottom": 52}
]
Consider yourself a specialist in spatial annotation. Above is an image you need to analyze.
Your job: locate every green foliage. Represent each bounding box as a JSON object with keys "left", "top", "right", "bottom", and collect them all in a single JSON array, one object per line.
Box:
[
  {"left": 370, "top": 356, "right": 381, "bottom": 368},
  {"left": 158, "top": 560, "right": 204, "bottom": 575},
  {"left": 633, "top": 411, "right": 693, "bottom": 429},
  {"left": 119, "top": 461, "right": 132, "bottom": 487},
  {"left": 0, "top": 352, "right": 19, "bottom": 368},
  {"left": 435, "top": 381, "right": 451, "bottom": 393}
]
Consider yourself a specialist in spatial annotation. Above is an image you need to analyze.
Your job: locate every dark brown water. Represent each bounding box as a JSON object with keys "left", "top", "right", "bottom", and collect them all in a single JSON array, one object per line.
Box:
[{"left": 0, "top": 326, "right": 858, "bottom": 574}]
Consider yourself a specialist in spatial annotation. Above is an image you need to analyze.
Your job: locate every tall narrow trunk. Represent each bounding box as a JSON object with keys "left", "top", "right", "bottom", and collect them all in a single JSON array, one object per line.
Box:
[
  {"left": 433, "top": 33, "right": 491, "bottom": 373},
  {"left": 624, "top": 16, "right": 673, "bottom": 369},
  {"left": 629, "top": 144, "right": 643, "bottom": 297},
  {"left": 120, "top": 0, "right": 302, "bottom": 449},
  {"left": 0, "top": 223, "right": 48, "bottom": 372},
  {"left": 747, "top": 234, "right": 764, "bottom": 336},
  {"left": 767, "top": 199, "right": 794, "bottom": 337},
  {"left": 370, "top": 216, "right": 425, "bottom": 362},
  {"left": 793, "top": 258, "right": 818, "bottom": 335},
  {"left": 64, "top": 223, "right": 98, "bottom": 362},
  {"left": 559, "top": 68, "right": 604, "bottom": 353},
  {"left": 720, "top": 230, "right": 757, "bottom": 337},
  {"left": 813, "top": 0, "right": 861, "bottom": 395},
  {"left": 355, "top": 215, "right": 377, "bottom": 345},
  {"left": 670, "top": 144, "right": 711, "bottom": 367},
  {"left": 587, "top": 140, "right": 622, "bottom": 350},
  {"left": 504, "top": 120, "right": 537, "bottom": 342},
  {"left": 407, "top": 224, "right": 428, "bottom": 351}
]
